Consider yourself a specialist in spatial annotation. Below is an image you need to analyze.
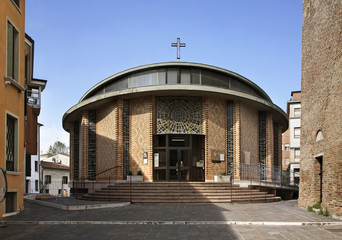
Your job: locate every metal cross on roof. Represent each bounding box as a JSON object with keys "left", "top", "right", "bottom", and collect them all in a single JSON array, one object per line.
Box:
[{"left": 171, "top": 38, "right": 186, "bottom": 61}]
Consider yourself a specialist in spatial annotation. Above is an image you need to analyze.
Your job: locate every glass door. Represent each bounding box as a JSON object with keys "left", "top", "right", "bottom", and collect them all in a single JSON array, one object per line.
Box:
[
  {"left": 153, "top": 134, "right": 205, "bottom": 182},
  {"left": 169, "top": 149, "right": 190, "bottom": 181}
]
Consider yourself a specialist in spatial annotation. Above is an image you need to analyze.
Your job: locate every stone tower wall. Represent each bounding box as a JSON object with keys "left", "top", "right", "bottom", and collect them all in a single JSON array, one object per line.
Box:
[{"left": 299, "top": 0, "right": 342, "bottom": 216}]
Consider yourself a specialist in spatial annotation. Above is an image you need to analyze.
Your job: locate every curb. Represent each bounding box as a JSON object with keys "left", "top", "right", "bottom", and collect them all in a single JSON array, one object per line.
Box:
[
  {"left": 25, "top": 198, "right": 130, "bottom": 210},
  {"left": 2, "top": 220, "right": 342, "bottom": 226}
]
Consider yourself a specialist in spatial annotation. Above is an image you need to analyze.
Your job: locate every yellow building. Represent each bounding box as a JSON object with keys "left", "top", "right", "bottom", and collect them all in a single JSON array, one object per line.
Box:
[
  {"left": 1, "top": 0, "right": 46, "bottom": 218},
  {"left": 0, "top": 0, "right": 26, "bottom": 218}
]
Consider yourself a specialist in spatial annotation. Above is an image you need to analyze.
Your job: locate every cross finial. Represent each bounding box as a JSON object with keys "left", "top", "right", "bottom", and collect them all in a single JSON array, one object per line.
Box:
[{"left": 171, "top": 38, "right": 186, "bottom": 61}]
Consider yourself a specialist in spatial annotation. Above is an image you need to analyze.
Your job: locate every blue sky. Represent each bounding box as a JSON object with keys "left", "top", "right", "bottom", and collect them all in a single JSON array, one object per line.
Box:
[{"left": 25, "top": 0, "right": 303, "bottom": 153}]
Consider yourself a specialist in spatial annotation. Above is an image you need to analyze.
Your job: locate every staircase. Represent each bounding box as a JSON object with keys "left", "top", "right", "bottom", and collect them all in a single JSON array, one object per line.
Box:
[{"left": 79, "top": 182, "right": 280, "bottom": 203}]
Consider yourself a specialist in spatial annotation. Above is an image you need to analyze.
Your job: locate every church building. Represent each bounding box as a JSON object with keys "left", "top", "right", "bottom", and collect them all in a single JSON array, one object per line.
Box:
[{"left": 62, "top": 62, "right": 287, "bottom": 185}]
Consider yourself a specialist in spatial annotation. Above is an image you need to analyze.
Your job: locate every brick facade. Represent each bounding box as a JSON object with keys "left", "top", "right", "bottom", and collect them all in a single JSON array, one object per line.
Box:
[
  {"left": 240, "top": 103, "right": 259, "bottom": 165},
  {"left": 233, "top": 101, "right": 241, "bottom": 180},
  {"left": 130, "top": 96, "right": 153, "bottom": 181},
  {"left": 96, "top": 101, "right": 118, "bottom": 179},
  {"left": 299, "top": 0, "right": 342, "bottom": 216},
  {"left": 69, "top": 96, "right": 283, "bottom": 187},
  {"left": 204, "top": 97, "right": 227, "bottom": 180}
]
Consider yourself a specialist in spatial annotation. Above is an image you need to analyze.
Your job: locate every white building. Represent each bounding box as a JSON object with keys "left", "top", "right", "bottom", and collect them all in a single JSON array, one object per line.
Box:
[
  {"left": 25, "top": 155, "right": 40, "bottom": 193},
  {"left": 282, "top": 91, "right": 301, "bottom": 185},
  {"left": 41, "top": 153, "right": 70, "bottom": 166},
  {"left": 41, "top": 154, "right": 70, "bottom": 196},
  {"left": 25, "top": 124, "right": 43, "bottom": 194},
  {"left": 41, "top": 161, "right": 70, "bottom": 196}
]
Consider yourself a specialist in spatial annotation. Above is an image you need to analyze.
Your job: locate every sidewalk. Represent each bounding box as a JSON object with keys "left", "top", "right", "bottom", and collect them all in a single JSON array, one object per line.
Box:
[
  {"left": 1, "top": 199, "right": 342, "bottom": 239},
  {"left": 3, "top": 198, "right": 341, "bottom": 224}
]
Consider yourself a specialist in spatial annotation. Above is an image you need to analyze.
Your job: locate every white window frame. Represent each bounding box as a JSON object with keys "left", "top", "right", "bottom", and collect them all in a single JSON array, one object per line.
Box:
[
  {"left": 285, "top": 158, "right": 290, "bottom": 165},
  {"left": 294, "top": 148, "right": 300, "bottom": 159},
  {"left": 294, "top": 108, "right": 301, "bottom": 118},
  {"left": 294, "top": 127, "right": 301, "bottom": 138}
]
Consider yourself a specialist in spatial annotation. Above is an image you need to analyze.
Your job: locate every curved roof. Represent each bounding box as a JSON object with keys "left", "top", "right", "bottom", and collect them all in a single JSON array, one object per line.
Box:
[
  {"left": 63, "top": 62, "right": 288, "bottom": 131},
  {"left": 79, "top": 62, "right": 272, "bottom": 103}
]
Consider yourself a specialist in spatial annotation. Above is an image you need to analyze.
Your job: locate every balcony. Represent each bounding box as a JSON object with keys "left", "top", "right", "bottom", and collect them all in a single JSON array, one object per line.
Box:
[{"left": 27, "top": 86, "right": 41, "bottom": 109}]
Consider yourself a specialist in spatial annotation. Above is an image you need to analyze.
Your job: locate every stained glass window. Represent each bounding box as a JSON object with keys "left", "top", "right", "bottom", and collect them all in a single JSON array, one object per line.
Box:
[{"left": 156, "top": 97, "right": 202, "bottom": 134}]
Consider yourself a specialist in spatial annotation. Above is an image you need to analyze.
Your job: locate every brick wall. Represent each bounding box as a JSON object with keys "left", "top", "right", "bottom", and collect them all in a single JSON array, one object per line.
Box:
[
  {"left": 299, "top": 0, "right": 342, "bottom": 216},
  {"left": 204, "top": 97, "right": 227, "bottom": 180},
  {"left": 282, "top": 128, "right": 290, "bottom": 170},
  {"left": 240, "top": 103, "right": 258, "bottom": 165},
  {"left": 130, "top": 96, "right": 153, "bottom": 181},
  {"left": 25, "top": 105, "right": 39, "bottom": 155},
  {"left": 233, "top": 101, "right": 241, "bottom": 180},
  {"left": 96, "top": 101, "right": 118, "bottom": 179}
]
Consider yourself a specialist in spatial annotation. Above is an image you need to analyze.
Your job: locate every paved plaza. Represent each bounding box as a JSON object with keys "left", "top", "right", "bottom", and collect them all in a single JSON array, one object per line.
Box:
[{"left": 1, "top": 198, "right": 342, "bottom": 239}]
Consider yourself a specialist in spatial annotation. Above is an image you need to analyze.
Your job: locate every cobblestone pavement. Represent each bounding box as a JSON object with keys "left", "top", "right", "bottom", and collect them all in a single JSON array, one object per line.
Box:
[{"left": 1, "top": 199, "right": 342, "bottom": 239}]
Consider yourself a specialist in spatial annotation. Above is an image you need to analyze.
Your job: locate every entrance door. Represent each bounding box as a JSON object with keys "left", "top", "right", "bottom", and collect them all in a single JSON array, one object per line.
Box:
[
  {"left": 169, "top": 150, "right": 190, "bottom": 181},
  {"left": 316, "top": 156, "right": 323, "bottom": 202},
  {"left": 153, "top": 134, "right": 205, "bottom": 181}
]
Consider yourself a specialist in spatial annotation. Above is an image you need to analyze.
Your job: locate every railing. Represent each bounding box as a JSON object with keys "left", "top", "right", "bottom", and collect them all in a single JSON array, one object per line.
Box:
[
  {"left": 73, "top": 165, "right": 124, "bottom": 201},
  {"left": 234, "top": 163, "right": 299, "bottom": 187},
  {"left": 27, "top": 87, "right": 41, "bottom": 108},
  {"left": 230, "top": 163, "right": 299, "bottom": 202},
  {"left": 72, "top": 164, "right": 298, "bottom": 203}
]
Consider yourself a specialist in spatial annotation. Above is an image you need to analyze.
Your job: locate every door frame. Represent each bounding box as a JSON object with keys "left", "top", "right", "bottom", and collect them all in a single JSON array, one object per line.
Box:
[{"left": 153, "top": 134, "right": 205, "bottom": 182}]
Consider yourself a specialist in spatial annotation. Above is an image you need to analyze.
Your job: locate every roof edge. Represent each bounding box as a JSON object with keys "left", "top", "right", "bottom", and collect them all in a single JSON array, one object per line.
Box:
[{"left": 79, "top": 62, "right": 272, "bottom": 103}]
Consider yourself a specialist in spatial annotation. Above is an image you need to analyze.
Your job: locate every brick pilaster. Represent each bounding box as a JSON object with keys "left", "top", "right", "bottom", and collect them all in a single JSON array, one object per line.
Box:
[{"left": 233, "top": 101, "right": 241, "bottom": 181}]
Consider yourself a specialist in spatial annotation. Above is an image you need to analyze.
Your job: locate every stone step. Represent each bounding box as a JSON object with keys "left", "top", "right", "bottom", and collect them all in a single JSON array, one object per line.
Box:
[
  {"left": 92, "top": 190, "right": 266, "bottom": 196},
  {"left": 80, "top": 194, "right": 279, "bottom": 203},
  {"left": 87, "top": 190, "right": 271, "bottom": 196},
  {"left": 104, "top": 186, "right": 243, "bottom": 191},
  {"left": 78, "top": 182, "right": 279, "bottom": 203},
  {"left": 104, "top": 186, "right": 241, "bottom": 190}
]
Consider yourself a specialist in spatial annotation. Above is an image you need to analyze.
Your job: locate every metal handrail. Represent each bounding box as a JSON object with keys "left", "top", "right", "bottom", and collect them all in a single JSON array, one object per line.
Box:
[{"left": 96, "top": 165, "right": 122, "bottom": 177}]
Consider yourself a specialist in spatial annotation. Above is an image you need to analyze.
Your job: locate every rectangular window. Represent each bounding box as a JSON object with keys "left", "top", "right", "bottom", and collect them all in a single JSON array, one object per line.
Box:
[
  {"left": 35, "top": 161, "right": 38, "bottom": 172},
  {"left": 7, "top": 21, "right": 19, "bottom": 81},
  {"left": 62, "top": 176, "right": 68, "bottom": 184},
  {"left": 295, "top": 148, "right": 300, "bottom": 159},
  {"left": 157, "top": 69, "right": 166, "bottom": 85},
  {"left": 294, "top": 127, "right": 301, "bottom": 138},
  {"left": 5, "top": 192, "right": 17, "bottom": 213},
  {"left": 45, "top": 175, "right": 51, "bottom": 184},
  {"left": 180, "top": 69, "right": 191, "bottom": 84},
  {"left": 167, "top": 69, "right": 178, "bottom": 84},
  {"left": 25, "top": 154, "right": 31, "bottom": 176},
  {"left": 294, "top": 108, "right": 301, "bottom": 118},
  {"left": 58, "top": 189, "right": 62, "bottom": 195},
  {"left": 284, "top": 144, "right": 289, "bottom": 151},
  {"left": 191, "top": 68, "right": 201, "bottom": 84},
  {"left": 285, "top": 158, "right": 290, "bottom": 165},
  {"left": 35, "top": 180, "right": 38, "bottom": 192},
  {"left": 6, "top": 114, "right": 17, "bottom": 171}
]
